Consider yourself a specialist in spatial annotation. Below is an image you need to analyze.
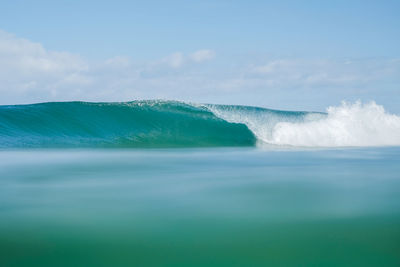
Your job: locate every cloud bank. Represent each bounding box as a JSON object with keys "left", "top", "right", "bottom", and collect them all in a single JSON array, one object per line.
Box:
[{"left": 0, "top": 29, "right": 399, "bottom": 112}]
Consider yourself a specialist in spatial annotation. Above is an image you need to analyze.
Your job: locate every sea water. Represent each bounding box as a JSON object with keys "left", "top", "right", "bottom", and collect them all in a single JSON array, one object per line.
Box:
[
  {"left": 1, "top": 147, "right": 400, "bottom": 266},
  {"left": 1, "top": 101, "right": 400, "bottom": 266}
]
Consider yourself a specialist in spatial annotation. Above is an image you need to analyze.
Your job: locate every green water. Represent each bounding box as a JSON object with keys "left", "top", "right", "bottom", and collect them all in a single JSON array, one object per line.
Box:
[
  {"left": 0, "top": 101, "right": 258, "bottom": 148},
  {"left": 1, "top": 147, "right": 400, "bottom": 266}
]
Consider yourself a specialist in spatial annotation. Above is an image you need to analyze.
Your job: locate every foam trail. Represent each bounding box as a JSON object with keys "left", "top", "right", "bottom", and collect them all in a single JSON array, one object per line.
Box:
[{"left": 208, "top": 101, "right": 400, "bottom": 147}]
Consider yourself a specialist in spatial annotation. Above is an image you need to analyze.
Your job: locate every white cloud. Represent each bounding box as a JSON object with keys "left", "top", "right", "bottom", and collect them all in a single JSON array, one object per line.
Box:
[
  {"left": 104, "top": 56, "right": 132, "bottom": 69},
  {"left": 159, "top": 50, "right": 215, "bottom": 68},
  {"left": 190, "top": 49, "right": 215, "bottom": 63},
  {"left": 0, "top": 30, "right": 87, "bottom": 75},
  {"left": 0, "top": 29, "right": 399, "bottom": 112},
  {"left": 162, "top": 52, "right": 185, "bottom": 68},
  {"left": 0, "top": 30, "right": 90, "bottom": 102},
  {"left": 249, "top": 58, "right": 398, "bottom": 87},
  {"left": 0, "top": 30, "right": 220, "bottom": 104}
]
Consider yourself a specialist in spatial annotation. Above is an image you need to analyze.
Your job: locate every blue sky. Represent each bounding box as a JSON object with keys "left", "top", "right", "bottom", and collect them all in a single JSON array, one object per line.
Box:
[{"left": 0, "top": 0, "right": 399, "bottom": 112}]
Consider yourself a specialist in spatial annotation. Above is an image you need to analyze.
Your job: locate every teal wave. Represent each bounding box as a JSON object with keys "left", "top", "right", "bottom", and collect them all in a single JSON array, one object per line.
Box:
[
  {"left": 0, "top": 101, "right": 257, "bottom": 148},
  {"left": 5, "top": 100, "right": 396, "bottom": 148}
]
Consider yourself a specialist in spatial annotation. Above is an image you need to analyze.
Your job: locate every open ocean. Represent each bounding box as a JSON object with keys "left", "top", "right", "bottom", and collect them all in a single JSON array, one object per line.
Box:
[{"left": 1, "top": 100, "right": 400, "bottom": 266}]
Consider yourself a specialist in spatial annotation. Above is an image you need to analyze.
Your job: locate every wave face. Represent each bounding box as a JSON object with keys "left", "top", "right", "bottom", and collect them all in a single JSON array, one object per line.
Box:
[
  {"left": 1, "top": 100, "right": 399, "bottom": 148},
  {"left": 0, "top": 101, "right": 256, "bottom": 148}
]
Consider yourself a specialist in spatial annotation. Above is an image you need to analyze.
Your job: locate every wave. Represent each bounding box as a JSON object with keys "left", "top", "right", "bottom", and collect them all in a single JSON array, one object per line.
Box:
[
  {"left": 0, "top": 101, "right": 256, "bottom": 148},
  {"left": 0, "top": 100, "right": 399, "bottom": 148},
  {"left": 208, "top": 101, "right": 400, "bottom": 147}
]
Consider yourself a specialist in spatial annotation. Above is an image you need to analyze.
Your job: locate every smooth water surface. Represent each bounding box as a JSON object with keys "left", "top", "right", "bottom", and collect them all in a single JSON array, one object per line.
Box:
[{"left": 1, "top": 147, "right": 400, "bottom": 266}]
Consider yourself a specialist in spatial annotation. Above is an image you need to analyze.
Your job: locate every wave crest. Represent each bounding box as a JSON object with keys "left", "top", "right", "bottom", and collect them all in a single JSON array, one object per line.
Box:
[
  {"left": 208, "top": 101, "right": 400, "bottom": 147},
  {"left": 272, "top": 101, "right": 400, "bottom": 147}
]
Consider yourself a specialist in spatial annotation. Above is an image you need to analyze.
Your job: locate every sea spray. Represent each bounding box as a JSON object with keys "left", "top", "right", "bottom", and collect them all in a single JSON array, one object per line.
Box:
[
  {"left": 207, "top": 101, "right": 400, "bottom": 147},
  {"left": 271, "top": 101, "right": 400, "bottom": 146}
]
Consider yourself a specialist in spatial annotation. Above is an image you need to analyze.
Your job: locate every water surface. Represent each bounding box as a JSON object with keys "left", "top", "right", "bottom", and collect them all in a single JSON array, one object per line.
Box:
[{"left": 1, "top": 147, "right": 399, "bottom": 266}]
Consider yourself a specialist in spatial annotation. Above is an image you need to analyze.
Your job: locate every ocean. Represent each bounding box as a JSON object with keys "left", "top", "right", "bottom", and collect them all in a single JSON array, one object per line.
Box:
[{"left": 1, "top": 100, "right": 400, "bottom": 266}]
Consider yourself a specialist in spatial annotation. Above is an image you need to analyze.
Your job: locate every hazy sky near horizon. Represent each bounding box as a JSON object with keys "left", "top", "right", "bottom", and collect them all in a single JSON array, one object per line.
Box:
[{"left": 1, "top": 0, "right": 399, "bottom": 112}]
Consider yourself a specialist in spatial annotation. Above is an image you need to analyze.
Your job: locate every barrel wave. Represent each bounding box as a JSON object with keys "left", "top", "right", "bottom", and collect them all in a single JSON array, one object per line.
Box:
[
  {"left": 1, "top": 100, "right": 400, "bottom": 148},
  {"left": 0, "top": 101, "right": 256, "bottom": 148}
]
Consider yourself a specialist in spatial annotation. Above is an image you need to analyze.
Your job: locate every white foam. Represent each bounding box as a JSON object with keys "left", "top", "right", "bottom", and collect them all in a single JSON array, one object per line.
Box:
[{"left": 209, "top": 101, "right": 400, "bottom": 147}]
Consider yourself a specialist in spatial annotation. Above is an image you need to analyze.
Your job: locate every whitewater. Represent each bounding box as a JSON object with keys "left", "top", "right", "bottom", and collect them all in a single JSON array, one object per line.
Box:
[
  {"left": 207, "top": 101, "right": 400, "bottom": 147},
  {"left": 0, "top": 100, "right": 399, "bottom": 148}
]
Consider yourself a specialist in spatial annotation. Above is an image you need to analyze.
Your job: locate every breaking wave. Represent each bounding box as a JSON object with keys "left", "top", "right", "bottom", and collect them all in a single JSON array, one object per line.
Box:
[
  {"left": 0, "top": 100, "right": 399, "bottom": 148},
  {"left": 208, "top": 101, "right": 400, "bottom": 147}
]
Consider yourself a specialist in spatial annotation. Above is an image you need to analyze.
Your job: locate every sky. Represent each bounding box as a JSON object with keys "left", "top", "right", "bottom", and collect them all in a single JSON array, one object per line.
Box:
[{"left": 0, "top": 0, "right": 399, "bottom": 112}]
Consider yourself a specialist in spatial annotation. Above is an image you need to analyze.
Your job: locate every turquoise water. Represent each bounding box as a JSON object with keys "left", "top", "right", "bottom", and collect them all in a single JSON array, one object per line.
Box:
[
  {"left": 1, "top": 147, "right": 400, "bottom": 266},
  {"left": 1, "top": 101, "right": 400, "bottom": 266},
  {"left": 2, "top": 100, "right": 399, "bottom": 148},
  {"left": 0, "top": 101, "right": 257, "bottom": 148}
]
